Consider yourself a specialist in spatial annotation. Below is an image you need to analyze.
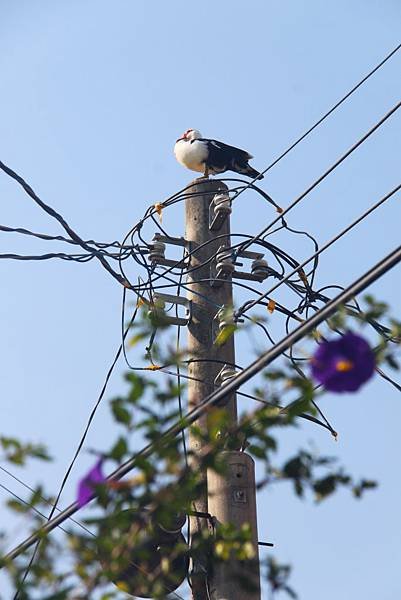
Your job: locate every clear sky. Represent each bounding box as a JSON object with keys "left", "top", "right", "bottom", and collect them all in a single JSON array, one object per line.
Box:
[{"left": 0, "top": 1, "right": 400, "bottom": 598}]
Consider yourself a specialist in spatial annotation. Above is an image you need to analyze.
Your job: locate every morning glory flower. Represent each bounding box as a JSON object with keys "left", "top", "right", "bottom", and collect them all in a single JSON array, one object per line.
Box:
[
  {"left": 311, "top": 331, "right": 375, "bottom": 392},
  {"left": 77, "top": 458, "right": 106, "bottom": 507}
]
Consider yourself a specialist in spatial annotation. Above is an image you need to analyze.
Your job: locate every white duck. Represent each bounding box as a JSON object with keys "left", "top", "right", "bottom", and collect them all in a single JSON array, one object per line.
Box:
[{"left": 174, "top": 129, "right": 263, "bottom": 179}]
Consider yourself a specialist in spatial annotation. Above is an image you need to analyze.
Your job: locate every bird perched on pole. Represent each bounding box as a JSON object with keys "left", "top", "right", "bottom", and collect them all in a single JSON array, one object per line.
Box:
[{"left": 174, "top": 129, "right": 263, "bottom": 179}]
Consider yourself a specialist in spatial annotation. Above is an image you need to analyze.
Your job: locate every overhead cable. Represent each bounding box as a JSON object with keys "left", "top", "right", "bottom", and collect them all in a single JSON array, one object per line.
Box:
[{"left": 4, "top": 240, "right": 401, "bottom": 564}]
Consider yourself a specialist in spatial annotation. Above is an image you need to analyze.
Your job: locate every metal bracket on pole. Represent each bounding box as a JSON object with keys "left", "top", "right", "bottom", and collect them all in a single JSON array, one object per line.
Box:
[
  {"left": 211, "top": 245, "right": 271, "bottom": 287},
  {"left": 147, "top": 233, "right": 191, "bottom": 269},
  {"left": 148, "top": 292, "right": 192, "bottom": 327},
  {"left": 233, "top": 249, "right": 270, "bottom": 282}
]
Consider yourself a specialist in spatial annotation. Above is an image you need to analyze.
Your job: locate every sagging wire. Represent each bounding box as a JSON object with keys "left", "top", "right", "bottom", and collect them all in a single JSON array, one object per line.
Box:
[
  {"left": 3, "top": 169, "right": 395, "bottom": 533},
  {"left": 0, "top": 160, "right": 129, "bottom": 289},
  {"left": 115, "top": 180, "right": 401, "bottom": 445},
  {"left": 8, "top": 241, "right": 401, "bottom": 572},
  {"left": 2, "top": 44, "right": 400, "bottom": 591},
  {"left": 235, "top": 183, "right": 401, "bottom": 319}
]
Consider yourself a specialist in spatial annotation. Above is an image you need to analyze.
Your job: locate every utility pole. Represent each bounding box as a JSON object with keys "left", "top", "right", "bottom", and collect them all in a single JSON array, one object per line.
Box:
[{"left": 185, "top": 179, "right": 261, "bottom": 600}]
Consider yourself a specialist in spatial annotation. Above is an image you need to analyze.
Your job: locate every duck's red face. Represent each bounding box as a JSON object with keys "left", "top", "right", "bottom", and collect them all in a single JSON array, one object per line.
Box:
[
  {"left": 176, "top": 129, "right": 199, "bottom": 143},
  {"left": 182, "top": 129, "right": 193, "bottom": 140}
]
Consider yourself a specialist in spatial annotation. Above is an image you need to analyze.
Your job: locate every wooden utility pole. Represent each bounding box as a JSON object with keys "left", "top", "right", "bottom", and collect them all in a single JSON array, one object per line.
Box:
[{"left": 185, "top": 179, "right": 261, "bottom": 600}]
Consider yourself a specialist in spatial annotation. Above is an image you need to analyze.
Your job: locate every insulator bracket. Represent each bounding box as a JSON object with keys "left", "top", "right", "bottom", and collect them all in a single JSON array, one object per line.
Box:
[
  {"left": 209, "top": 192, "right": 232, "bottom": 231},
  {"left": 214, "top": 364, "right": 238, "bottom": 387},
  {"left": 216, "top": 305, "right": 236, "bottom": 330},
  {"left": 148, "top": 293, "right": 192, "bottom": 327},
  {"left": 211, "top": 246, "right": 271, "bottom": 286},
  {"left": 147, "top": 233, "right": 191, "bottom": 269}
]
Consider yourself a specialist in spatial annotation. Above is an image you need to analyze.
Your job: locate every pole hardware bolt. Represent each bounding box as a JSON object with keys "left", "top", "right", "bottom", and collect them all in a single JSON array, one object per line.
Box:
[{"left": 232, "top": 489, "right": 247, "bottom": 504}]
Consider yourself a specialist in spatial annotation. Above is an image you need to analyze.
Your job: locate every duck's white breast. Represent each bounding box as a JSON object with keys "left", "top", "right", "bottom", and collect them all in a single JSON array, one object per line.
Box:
[{"left": 174, "top": 139, "right": 209, "bottom": 173}]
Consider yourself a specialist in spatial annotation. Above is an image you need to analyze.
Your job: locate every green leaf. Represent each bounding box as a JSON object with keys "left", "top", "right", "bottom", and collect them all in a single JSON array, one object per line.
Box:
[
  {"left": 125, "top": 373, "right": 147, "bottom": 403},
  {"left": 128, "top": 331, "right": 148, "bottom": 348},
  {"left": 30, "top": 486, "right": 45, "bottom": 507},
  {"left": 360, "top": 479, "right": 377, "bottom": 489},
  {"left": 109, "top": 437, "right": 128, "bottom": 461},
  {"left": 247, "top": 444, "right": 267, "bottom": 460},
  {"left": 111, "top": 399, "right": 131, "bottom": 426},
  {"left": 0, "top": 436, "right": 19, "bottom": 450},
  {"left": 0, "top": 437, "right": 51, "bottom": 465},
  {"left": 29, "top": 445, "right": 51, "bottom": 461},
  {"left": 283, "top": 456, "right": 305, "bottom": 479},
  {"left": 263, "top": 369, "right": 286, "bottom": 381},
  {"left": 7, "top": 499, "right": 29, "bottom": 513},
  {"left": 147, "top": 306, "right": 171, "bottom": 328},
  {"left": 313, "top": 475, "right": 337, "bottom": 500},
  {"left": 286, "top": 396, "right": 311, "bottom": 418},
  {"left": 40, "top": 589, "right": 73, "bottom": 600},
  {"left": 353, "top": 479, "right": 378, "bottom": 498},
  {"left": 385, "top": 354, "right": 400, "bottom": 370},
  {"left": 214, "top": 324, "right": 237, "bottom": 347}
]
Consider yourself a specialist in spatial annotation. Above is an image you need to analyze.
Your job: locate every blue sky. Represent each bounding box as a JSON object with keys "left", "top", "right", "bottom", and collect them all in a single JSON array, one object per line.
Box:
[{"left": 0, "top": 1, "right": 400, "bottom": 598}]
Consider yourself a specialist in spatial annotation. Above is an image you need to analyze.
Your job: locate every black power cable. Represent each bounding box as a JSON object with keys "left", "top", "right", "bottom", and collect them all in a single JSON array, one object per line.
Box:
[{"left": 4, "top": 240, "right": 401, "bottom": 565}]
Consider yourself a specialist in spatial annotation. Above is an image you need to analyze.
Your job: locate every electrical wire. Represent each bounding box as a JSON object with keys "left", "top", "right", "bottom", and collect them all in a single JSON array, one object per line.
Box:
[
  {"left": 233, "top": 97, "right": 401, "bottom": 257},
  {"left": 0, "top": 482, "right": 69, "bottom": 535},
  {"left": 235, "top": 183, "right": 401, "bottom": 318},
  {"left": 0, "top": 466, "right": 93, "bottom": 537},
  {"left": 0, "top": 160, "right": 128, "bottom": 287},
  {"left": 11, "top": 319, "right": 133, "bottom": 598},
  {"left": 5, "top": 238, "right": 401, "bottom": 563},
  {"left": 227, "top": 41, "right": 401, "bottom": 204},
  {"left": 1, "top": 43, "right": 400, "bottom": 593}
]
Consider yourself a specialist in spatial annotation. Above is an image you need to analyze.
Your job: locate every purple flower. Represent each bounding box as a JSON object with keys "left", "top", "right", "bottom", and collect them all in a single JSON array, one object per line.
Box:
[
  {"left": 77, "top": 458, "right": 106, "bottom": 508},
  {"left": 311, "top": 331, "right": 375, "bottom": 393}
]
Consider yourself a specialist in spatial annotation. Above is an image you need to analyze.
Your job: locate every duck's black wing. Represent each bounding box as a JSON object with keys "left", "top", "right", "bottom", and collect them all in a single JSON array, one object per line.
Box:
[{"left": 202, "top": 138, "right": 263, "bottom": 179}]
